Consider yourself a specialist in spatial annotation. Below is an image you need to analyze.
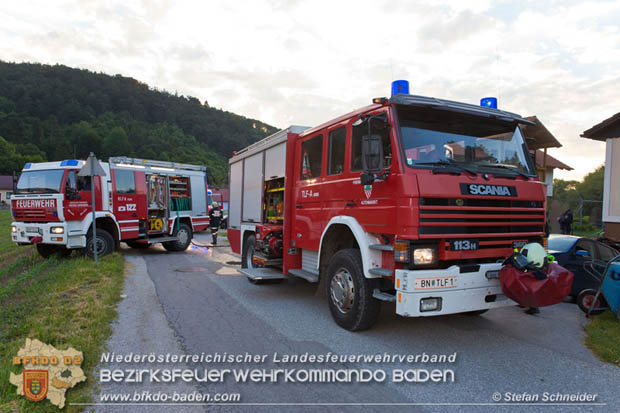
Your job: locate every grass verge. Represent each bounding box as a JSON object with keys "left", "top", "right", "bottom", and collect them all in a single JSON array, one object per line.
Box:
[
  {"left": 584, "top": 311, "right": 620, "bottom": 367},
  {"left": 0, "top": 210, "right": 125, "bottom": 412}
]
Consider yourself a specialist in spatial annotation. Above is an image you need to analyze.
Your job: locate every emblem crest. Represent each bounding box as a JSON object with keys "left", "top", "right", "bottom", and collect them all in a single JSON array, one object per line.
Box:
[
  {"left": 364, "top": 185, "right": 372, "bottom": 199},
  {"left": 23, "top": 370, "right": 48, "bottom": 402}
]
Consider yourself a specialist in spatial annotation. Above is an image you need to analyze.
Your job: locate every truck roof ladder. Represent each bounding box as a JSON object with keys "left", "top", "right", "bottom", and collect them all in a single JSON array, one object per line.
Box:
[{"left": 109, "top": 157, "right": 206, "bottom": 172}]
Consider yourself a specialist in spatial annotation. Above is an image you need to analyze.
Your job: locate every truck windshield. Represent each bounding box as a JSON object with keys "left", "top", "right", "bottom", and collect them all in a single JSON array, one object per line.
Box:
[
  {"left": 397, "top": 108, "right": 535, "bottom": 176},
  {"left": 15, "top": 170, "right": 64, "bottom": 194}
]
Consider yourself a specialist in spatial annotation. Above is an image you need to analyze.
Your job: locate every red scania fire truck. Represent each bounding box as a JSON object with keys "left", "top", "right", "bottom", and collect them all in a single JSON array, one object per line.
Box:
[
  {"left": 10, "top": 157, "right": 211, "bottom": 258},
  {"left": 228, "top": 81, "right": 547, "bottom": 331}
]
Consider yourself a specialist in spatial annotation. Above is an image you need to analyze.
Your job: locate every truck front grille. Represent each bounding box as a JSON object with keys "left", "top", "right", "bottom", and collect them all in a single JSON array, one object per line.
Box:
[
  {"left": 419, "top": 197, "right": 545, "bottom": 238},
  {"left": 13, "top": 209, "right": 47, "bottom": 221}
]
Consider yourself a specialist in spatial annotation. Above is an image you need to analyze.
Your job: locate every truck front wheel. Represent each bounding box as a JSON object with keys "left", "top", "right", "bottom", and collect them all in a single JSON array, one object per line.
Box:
[
  {"left": 85, "top": 229, "right": 115, "bottom": 258},
  {"left": 326, "top": 249, "right": 381, "bottom": 331},
  {"left": 163, "top": 223, "right": 193, "bottom": 252}
]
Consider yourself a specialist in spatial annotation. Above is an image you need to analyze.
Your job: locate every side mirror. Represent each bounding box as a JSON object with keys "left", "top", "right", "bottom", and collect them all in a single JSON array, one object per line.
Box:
[{"left": 361, "top": 134, "right": 384, "bottom": 173}]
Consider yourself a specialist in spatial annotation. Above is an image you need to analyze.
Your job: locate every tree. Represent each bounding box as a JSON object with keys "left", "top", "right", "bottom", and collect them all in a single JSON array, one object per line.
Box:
[
  {"left": 0, "top": 136, "right": 30, "bottom": 174},
  {"left": 103, "top": 126, "right": 133, "bottom": 157},
  {"left": 70, "top": 121, "right": 102, "bottom": 158},
  {"left": 577, "top": 165, "right": 604, "bottom": 201},
  {"left": 553, "top": 179, "right": 579, "bottom": 200}
]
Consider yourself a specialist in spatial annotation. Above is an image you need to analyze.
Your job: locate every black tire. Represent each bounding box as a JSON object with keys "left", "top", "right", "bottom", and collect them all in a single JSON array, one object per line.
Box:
[
  {"left": 126, "top": 241, "right": 151, "bottom": 249},
  {"left": 241, "top": 234, "right": 255, "bottom": 269},
  {"left": 464, "top": 310, "right": 489, "bottom": 316},
  {"left": 577, "top": 289, "right": 607, "bottom": 315},
  {"left": 162, "top": 223, "right": 193, "bottom": 252},
  {"left": 85, "top": 229, "right": 115, "bottom": 259},
  {"left": 326, "top": 249, "right": 381, "bottom": 331},
  {"left": 36, "top": 244, "right": 68, "bottom": 259}
]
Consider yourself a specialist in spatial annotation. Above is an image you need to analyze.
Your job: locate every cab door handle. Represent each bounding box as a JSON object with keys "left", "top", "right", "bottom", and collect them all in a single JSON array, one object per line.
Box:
[
  {"left": 296, "top": 205, "right": 303, "bottom": 209},
  {"left": 346, "top": 202, "right": 356, "bottom": 207}
]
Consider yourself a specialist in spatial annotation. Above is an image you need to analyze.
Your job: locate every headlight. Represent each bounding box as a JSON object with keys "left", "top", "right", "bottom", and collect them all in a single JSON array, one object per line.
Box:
[
  {"left": 11, "top": 225, "right": 17, "bottom": 233},
  {"left": 413, "top": 247, "right": 436, "bottom": 265},
  {"left": 420, "top": 297, "right": 442, "bottom": 312},
  {"left": 50, "top": 227, "right": 64, "bottom": 234}
]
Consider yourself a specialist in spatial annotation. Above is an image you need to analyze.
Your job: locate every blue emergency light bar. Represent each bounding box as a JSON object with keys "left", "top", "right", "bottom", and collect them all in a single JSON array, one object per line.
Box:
[
  {"left": 480, "top": 97, "right": 498, "bottom": 109},
  {"left": 24, "top": 163, "right": 31, "bottom": 169},
  {"left": 391, "top": 80, "right": 410, "bottom": 96},
  {"left": 60, "top": 160, "right": 80, "bottom": 166}
]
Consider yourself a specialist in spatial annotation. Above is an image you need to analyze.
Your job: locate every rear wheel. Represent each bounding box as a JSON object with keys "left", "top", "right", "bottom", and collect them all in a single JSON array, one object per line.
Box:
[
  {"left": 126, "top": 241, "right": 151, "bottom": 249},
  {"left": 162, "top": 223, "right": 192, "bottom": 252},
  {"left": 241, "top": 234, "right": 256, "bottom": 270},
  {"left": 242, "top": 234, "right": 262, "bottom": 284},
  {"left": 577, "top": 289, "right": 607, "bottom": 315},
  {"left": 326, "top": 249, "right": 381, "bottom": 331},
  {"left": 85, "top": 229, "right": 115, "bottom": 258}
]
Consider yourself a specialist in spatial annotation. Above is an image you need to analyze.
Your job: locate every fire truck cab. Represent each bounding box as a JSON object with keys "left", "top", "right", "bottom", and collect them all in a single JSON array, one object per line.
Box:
[
  {"left": 228, "top": 82, "right": 547, "bottom": 331},
  {"left": 10, "top": 157, "right": 210, "bottom": 258}
]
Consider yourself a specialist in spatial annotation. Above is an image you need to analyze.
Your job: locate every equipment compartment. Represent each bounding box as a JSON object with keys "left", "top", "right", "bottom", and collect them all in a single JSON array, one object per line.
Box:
[{"left": 264, "top": 177, "right": 284, "bottom": 224}]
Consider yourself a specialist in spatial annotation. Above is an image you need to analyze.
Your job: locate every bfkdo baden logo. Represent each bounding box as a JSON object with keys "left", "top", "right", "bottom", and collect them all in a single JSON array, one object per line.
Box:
[
  {"left": 9, "top": 338, "right": 86, "bottom": 409},
  {"left": 23, "top": 370, "right": 49, "bottom": 402}
]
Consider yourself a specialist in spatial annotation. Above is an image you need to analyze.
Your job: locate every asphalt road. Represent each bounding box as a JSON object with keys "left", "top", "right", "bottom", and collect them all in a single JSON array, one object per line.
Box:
[{"left": 93, "top": 232, "right": 619, "bottom": 412}]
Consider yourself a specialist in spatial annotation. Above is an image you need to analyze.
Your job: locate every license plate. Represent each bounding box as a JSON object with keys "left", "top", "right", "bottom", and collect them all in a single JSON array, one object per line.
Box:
[
  {"left": 26, "top": 227, "right": 40, "bottom": 234},
  {"left": 450, "top": 239, "right": 479, "bottom": 251},
  {"left": 414, "top": 276, "right": 458, "bottom": 290}
]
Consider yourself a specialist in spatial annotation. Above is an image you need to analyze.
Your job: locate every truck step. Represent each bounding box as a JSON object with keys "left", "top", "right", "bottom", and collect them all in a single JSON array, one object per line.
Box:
[
  {"left": 239, "top": 267, "right": 286, "bottom": 281},
  {"left": 369, "top": 244, "right": 394, "bottom": 251},
  {"left": 139, "top": 236, "right": 179, "bottom": 244},
  {"left": 288, "top": 269, "right": 319, "bottom": 283},
  {"left": 369, "top": 268, "right": 393, "bottom": 277},
  {"left": 373, "top": 289, "right": 396, "bottom": 302}
]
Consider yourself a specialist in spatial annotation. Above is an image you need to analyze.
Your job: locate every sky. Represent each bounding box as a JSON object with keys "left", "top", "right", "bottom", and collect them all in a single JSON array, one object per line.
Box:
[{"left": 1, "top": 0, "right": 618, "bottom": 181}]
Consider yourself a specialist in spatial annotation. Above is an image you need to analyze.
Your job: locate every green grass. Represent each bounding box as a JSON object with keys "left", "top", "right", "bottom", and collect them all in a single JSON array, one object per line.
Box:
[
  {"left": 584, "top": 311, "right": 620, "bottom": 367},
  {"left": 572, "top": 229, "right": 603, "bottom": 238},
  {"left": 0, "top": 210, "right": 125, "bottom": 412}
]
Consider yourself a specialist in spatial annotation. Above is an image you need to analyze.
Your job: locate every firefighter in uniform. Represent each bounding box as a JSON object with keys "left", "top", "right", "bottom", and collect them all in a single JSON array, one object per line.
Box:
[{"left": 209, "top": 202, "right": 222, "bottom": 245}]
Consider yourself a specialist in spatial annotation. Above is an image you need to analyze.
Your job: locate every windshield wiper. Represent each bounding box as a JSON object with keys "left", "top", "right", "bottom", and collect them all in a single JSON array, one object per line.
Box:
[
  {"left": 19, "top": 188, "right": 59, "bottom": 194},
  {"left": 477, "top": 163, "right": 531, "bottom": 178},
  {"left": 414, "top": 160, "right": 478, "bottom": 177}
]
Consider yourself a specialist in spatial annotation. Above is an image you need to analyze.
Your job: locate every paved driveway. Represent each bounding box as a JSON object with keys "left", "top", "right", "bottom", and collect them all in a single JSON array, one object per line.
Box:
[{"left": 93, "top": 232, "right": 618, "bottom": 412}]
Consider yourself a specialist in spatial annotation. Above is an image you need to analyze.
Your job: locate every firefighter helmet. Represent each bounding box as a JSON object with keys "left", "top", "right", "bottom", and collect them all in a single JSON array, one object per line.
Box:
[{"left": 520, "top": 243, "right": 547, "bottom": 269}]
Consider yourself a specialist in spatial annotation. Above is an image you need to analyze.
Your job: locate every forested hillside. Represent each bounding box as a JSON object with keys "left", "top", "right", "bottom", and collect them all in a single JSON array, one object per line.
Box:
[{"left": 0, "top": 62, "right": 278, "bottom": 184}]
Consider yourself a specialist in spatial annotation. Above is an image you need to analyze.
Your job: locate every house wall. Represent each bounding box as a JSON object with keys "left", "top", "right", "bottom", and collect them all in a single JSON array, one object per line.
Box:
[
  {"left": 603, "top": 138, "right": 620, "bottom": 226},
  {"left": 536, "top": 166, "right": 554, "bottom": 197},
  {"left": 0, "top": 189, "right": 11, "bottom": 206},
  {"left": 605, "top": 222, "right": 620, "bottom": 240}
]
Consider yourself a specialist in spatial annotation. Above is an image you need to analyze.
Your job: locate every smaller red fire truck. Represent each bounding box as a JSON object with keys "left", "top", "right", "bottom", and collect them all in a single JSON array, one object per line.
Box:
[
  {"left": 10, "top": 157, "right": 210, "bottom": 258},
  {"left": 228, "top": 81, "right": 547, "bottom": 331}
]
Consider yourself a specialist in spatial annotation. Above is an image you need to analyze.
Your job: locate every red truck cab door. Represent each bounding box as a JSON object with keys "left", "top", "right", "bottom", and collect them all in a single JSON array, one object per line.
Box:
[
  {"left": 110, "top": 169, "right": 147, "bottom": 239},
  {"left": 62, "top": 169, "right": 103, "bottom": 221},
  {"left": 293, "top": 132, "right": 326, "bottom": 250}
]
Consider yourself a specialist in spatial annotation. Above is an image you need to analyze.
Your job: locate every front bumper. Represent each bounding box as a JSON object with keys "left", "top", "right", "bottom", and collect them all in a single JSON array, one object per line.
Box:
[
  {"left": 395, "top": 263, "right": 516, "bottom": 317},
  {"left": 12, "top": 222, "right": 68, "bottom": 246}
]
